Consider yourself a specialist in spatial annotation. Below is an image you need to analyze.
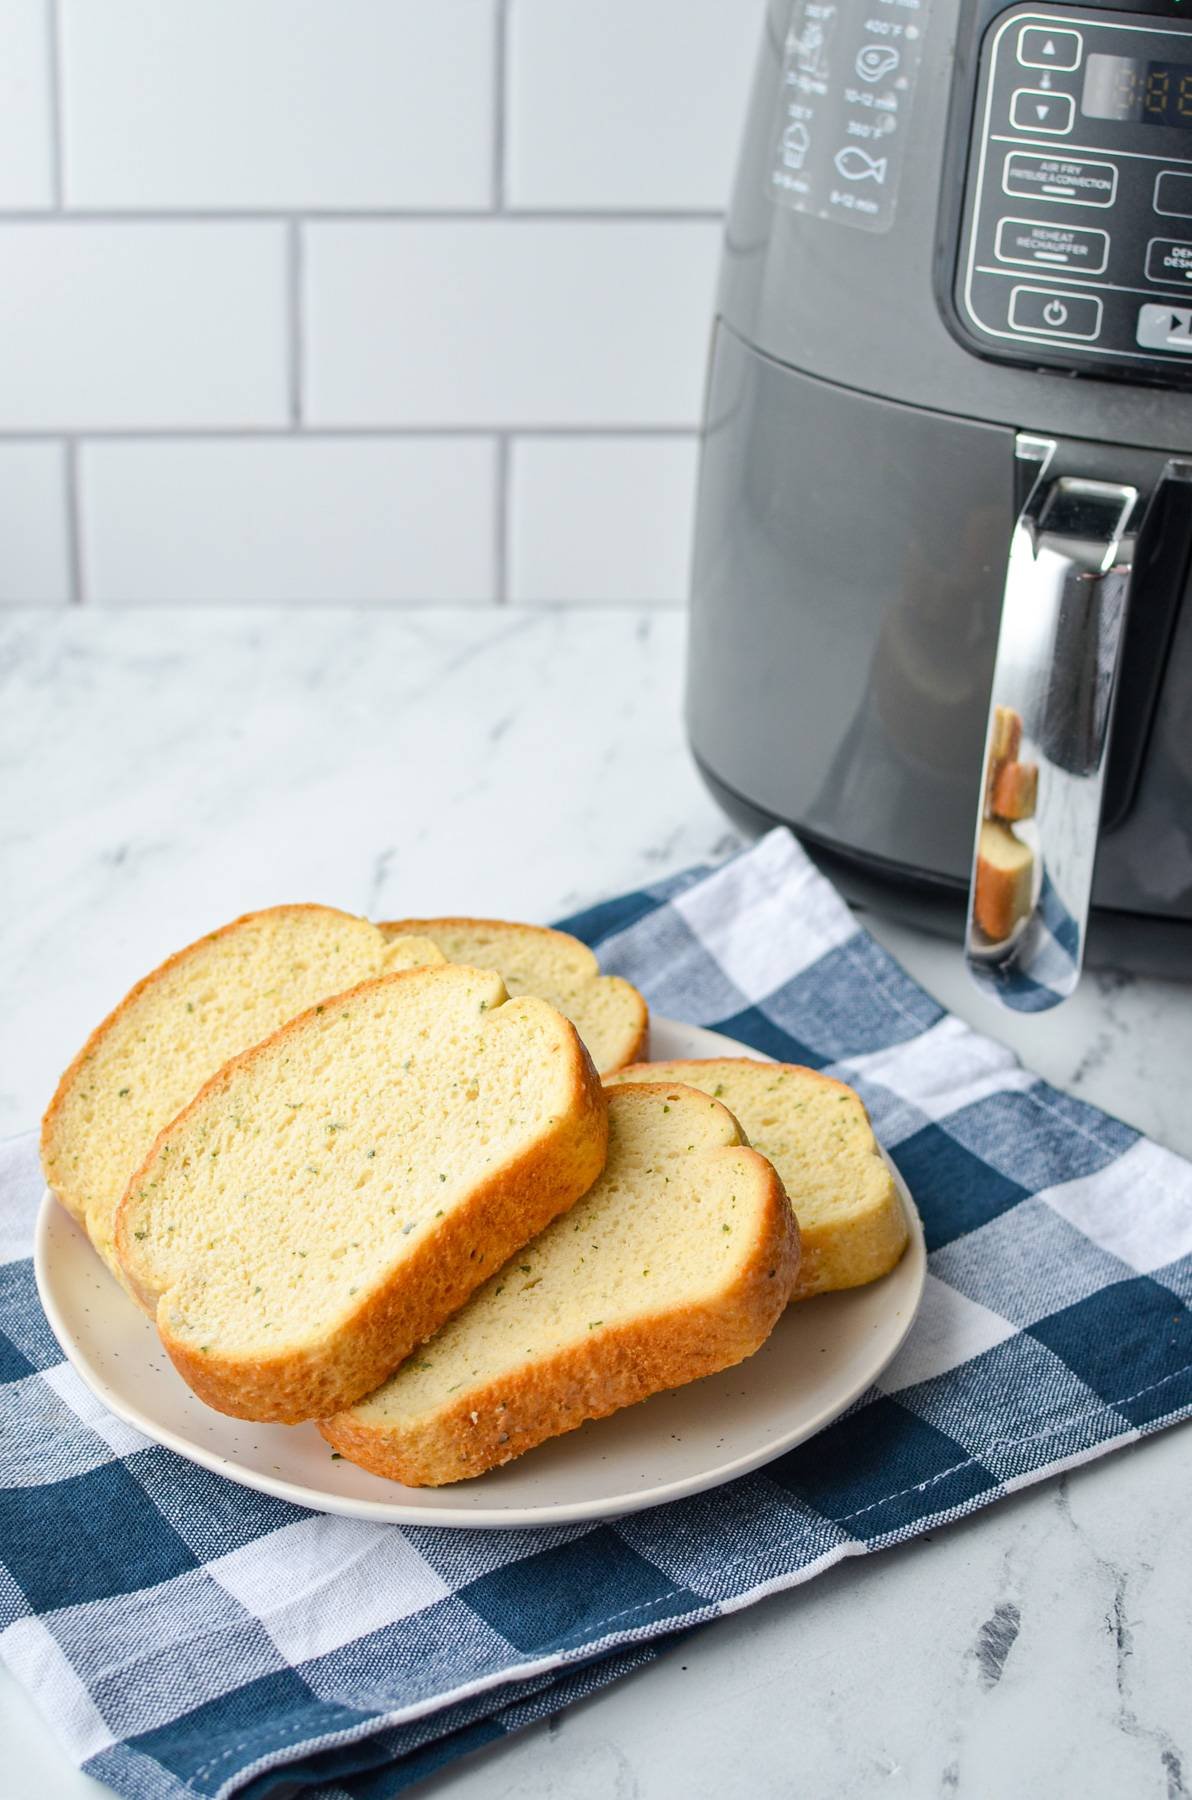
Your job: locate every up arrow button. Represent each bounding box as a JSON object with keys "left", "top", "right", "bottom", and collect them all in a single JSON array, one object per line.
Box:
[{"left": 1017, "top": 25, "right": 1083, "bottom": 71}]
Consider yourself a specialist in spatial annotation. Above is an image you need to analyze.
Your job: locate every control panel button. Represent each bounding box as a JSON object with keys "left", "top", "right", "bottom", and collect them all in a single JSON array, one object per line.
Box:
[
  {"left": 1009, "top": 285, "right": 1102, "bottom": 340},
  {"left": 996, "top": 216, "right": 1109, "bottom": 273},
  {"left": 1137, "top": 303, "right": 1192, "bottom": 353},
  {"left": 1155, "top": 171, "right": 1192, "bottom": 220},
  {"left": 1003, "top": 152, "right": 1117, "bottom": 207},
  {"left": 957, "top": 8, "right": 1192, "bottom": 380},
  {"left": 1017, "top": 26, "right": 1082, "bottom": 72},
  {"left": 1146, "top": 238, "right": 1192, "bottom": 286},
  {"left": 1010, "top": 89, "right": 1075, "bottom": 135}
]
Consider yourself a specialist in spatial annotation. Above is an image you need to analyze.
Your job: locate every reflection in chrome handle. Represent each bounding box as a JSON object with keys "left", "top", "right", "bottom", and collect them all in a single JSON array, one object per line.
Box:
[{"left": 966, "top": 436, "right": 1152, "bottom": 1010}]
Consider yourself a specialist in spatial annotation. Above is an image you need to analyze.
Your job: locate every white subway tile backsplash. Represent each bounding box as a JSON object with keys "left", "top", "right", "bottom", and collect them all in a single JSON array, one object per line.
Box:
[
  {"left": 79, "top": 438, "right": 496, "bottom": 603},
  {"left": 0, "top": 225, "right": 287, "bottom": 430},
  {"left": 305, "top": 221, "right": 721, "bottom": 427},
  {"left": 507, "top": 0, "right": 763, "bottom": 210},
  {"left": 0, "top": 0, "right": 54, "bottom": 208},
  {"left": 0, "top": 2, "right": 754, "bottom": 607},
  {"left": 0, "top": 444, "right": 71, "bottom": 603},
  {"left": 59, "top": 0, "right": 495, "bottom": 211},
  {"left": 510, "top": 436, "right": 698, "bottom": 603}
]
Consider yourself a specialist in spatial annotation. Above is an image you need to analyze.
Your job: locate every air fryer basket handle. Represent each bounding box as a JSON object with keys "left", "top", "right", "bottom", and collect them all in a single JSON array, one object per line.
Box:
[{"left": 965, "top": 436, "right": 1190, "bottom": 1010}]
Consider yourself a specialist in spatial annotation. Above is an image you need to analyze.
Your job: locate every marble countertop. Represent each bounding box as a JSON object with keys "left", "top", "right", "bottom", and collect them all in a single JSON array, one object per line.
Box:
[{"left": 2, "top": 606, "right": 1189, "bottom": 1799}]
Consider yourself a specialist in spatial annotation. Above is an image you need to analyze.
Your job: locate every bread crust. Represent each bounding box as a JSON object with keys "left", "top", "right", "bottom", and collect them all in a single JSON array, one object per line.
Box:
[
  {"left": 41, "top": 902, "right": 367, "bottom": 1235},
  {"left": 973, "top": 825, "right": 1035, "bottom": 942},
  {"left": 379, "top": 916, "right": 648, "bottom": 1071},
  {"left": 990, "top": 760, "right": 1038, "bottom": 823},
  {"left": 607, "top": 1057, "right": 908, "bottom": 1301},
  {"left": 114, "top": 968, "right": 610, "bottom": 1424},
  {"left": 319, "top": 1122, "right": 799, "bottom": 1486}
]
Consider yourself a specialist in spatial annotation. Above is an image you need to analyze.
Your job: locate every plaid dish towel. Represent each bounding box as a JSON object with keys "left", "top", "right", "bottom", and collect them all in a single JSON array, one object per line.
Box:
[{"left": 3, "top": 828, "right": 1191, "bottom": 1800}]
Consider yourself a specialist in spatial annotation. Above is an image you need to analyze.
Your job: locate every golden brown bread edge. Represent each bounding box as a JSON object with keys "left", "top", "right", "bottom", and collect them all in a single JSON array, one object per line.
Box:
[
  {"left": 379, "top": 915, "right": 649, "bottom": 1071},
  {"left": 40, "top": 902, "right": 363, "bottom": 1234},
  {"left": 607, "top": 1057, "right": 908, "bottom": 1301},
  {"left": 973, "top": 823, "right": 1035, "bottom": 943},
  {"left": 113, "top": 969, "right": 610, "bottom": 1423},
  {"left": 319, "top": 1086, "right": 800, "bottom": 1485}
]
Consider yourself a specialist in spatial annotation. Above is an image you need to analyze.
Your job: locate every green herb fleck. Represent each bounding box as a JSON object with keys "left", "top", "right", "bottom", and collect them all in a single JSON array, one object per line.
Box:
[
  {"left": 133, "top": 1229, "right": 148, "bottom": 1241},
  {"left": 117, "top": 1087, "right": 130, "bottom": 1098},
  {"left": 588, "top": 1320, "right": 603, "bottom": 1330},
  {"left": 330, "top": 1452, "right": 343, "bottom": 1461}
]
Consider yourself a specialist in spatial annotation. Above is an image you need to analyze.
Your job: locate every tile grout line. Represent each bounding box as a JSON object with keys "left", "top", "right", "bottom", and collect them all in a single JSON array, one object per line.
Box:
[
  {"left": 63, "top": 436, "right": 84, "bottom": 604},
  {"left": 0, "top": 425, "right": 701, "bottom": 442},
  {"left": 494, "top": 433, "right": 511, "bottom": 603},
  {"left": 493, "top": 0, "right": 509, "bottom": 211},
  {"left": 44, "top": 0, "right": 64, "bottom": 208},
  {"left": 0, "top": 597, "right": 687, "bottom": 612},
  {"left": 0, "top": 207, "right": 725, "bottom": 224},
  {"left": 287, "top": 221, "right": 304, "bottom": 427}
]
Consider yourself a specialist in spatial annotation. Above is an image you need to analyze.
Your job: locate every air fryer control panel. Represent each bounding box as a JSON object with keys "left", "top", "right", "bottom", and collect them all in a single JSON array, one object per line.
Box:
[{"left": 955, "top": 3, "right": 1192, "bottom": 379}]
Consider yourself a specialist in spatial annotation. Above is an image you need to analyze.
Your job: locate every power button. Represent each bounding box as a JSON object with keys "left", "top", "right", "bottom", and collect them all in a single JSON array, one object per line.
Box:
[{"left": 1009, "top": 285, "right": 1103, "bottom": 340}]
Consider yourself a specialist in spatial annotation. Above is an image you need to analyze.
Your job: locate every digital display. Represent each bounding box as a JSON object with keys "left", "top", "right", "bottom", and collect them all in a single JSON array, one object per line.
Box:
[{"left": 1081, "top": 52, "right": 1192, "bottom": 126}]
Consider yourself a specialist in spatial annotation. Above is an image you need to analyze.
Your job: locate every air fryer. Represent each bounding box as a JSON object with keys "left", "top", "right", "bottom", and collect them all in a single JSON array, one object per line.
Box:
[{"left": 688, "top": 0, "right": 1192, "bottom": 1007}]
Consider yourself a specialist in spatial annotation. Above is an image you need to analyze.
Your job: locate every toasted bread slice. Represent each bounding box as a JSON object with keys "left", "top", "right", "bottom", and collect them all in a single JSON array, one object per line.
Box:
[
  {"left": 41, "top": 905, "right": 434, "bottom": 1282},
  {"left": 989, "top": 760, "right": 1038, "bottom": 823},
  {"left": 379, "top": 918, "right": 647, "bottom": 1074},
  {"left": 321, "top": 1083, "right": 798, "bottom": 1486},
  {"left": 607, "top": 1059, "right": 906, "bottom": 1300},
  {"left": 974, "top": 821, "right": 1036, "bottom": 942},
  {"left": 984, "top": 704, "right": 1024, "bottom": 813},
  {"left": 114, "top": 965, "right": 608, "bottom": 1423}
]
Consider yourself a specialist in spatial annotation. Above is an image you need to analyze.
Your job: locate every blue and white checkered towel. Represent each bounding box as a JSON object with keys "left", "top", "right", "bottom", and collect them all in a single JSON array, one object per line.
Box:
[{"left": 3, "top": 829, "right": 1191, "bottom": 1800}]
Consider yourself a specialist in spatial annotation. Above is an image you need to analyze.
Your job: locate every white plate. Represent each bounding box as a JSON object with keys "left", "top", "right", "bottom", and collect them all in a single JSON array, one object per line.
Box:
[{"left": 35, "top": 1018, "right": 926, "bottom": 1529}]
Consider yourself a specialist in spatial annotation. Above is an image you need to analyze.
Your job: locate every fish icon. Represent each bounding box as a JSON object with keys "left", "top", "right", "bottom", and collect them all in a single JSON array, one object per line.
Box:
[{"left": 833, "top": 146, "right": 888, "bottom": 183}]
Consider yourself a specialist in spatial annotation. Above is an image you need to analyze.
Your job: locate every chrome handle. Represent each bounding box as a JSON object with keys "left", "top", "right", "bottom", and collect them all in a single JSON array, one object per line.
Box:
[{"left": 966, "top": 435, "right": 1152, "bottom": 1010}]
